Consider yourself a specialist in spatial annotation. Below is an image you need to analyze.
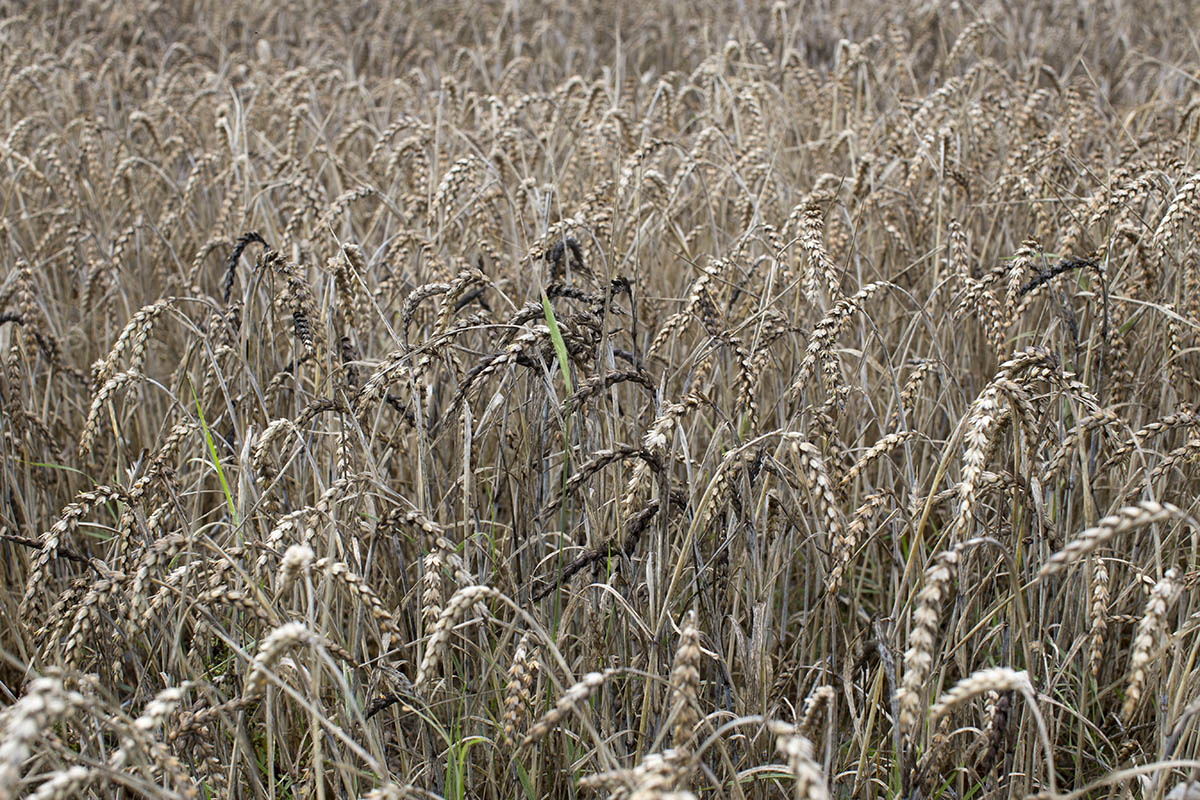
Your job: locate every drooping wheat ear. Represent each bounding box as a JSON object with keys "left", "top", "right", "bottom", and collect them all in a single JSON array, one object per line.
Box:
[
  {"left": 975, "top": 691, "right": 1012, "bottom": 778},
  {"left": 243, "top": 621, "right": 320, "bottom": 702},
  {"left": 502, "top": 632, "right": 537, "bottom": 745},
  {"left": 1098, "top": 410, "right": 1200, "bottom": 473},
  {"left": 669, "top": 610, "right": 702, "bottom": 751},
  {"left": 111, "top": 683, "right": 192, "bottom": 783},
  {"left": 258, "top": 509, "right": 308, "bottom": 571},
  {"left": 21, "top": 485, "right": 129, "bottom": 615},
  {"left": 318, "top": 186, "right": 376, "bottom": 232},
  {"left": 91, "top": 297, "right": 174, "bottom": 389},
  {"left": 1122, "top": 569, "right": 1180, "bottom": 723},
  {"left": 1144, "top": 439, "right": 1200, "bottom": 492},
  {"left": 1041, "top": 408, "right": 1121, "bottom": 484},
  {"left": 955, "top": 268, "right": 1005, "bottom": 355},
  {"left": 890, "top": 359, "right": 938, "bottom": 429},
  {"left": 221, "top": 231, "right": 267, "bottom": 304},
  {"left": 331, "top": 244, "right": 367, "bottom": 334},
  {"left": 1154, "top": 170, "right": 1200, "bottom": 267},
  {"left": 624, "top": 749, "right": 696, "bottom": 800},
  {"left": 428, "top": 267, "right": 491, "bottom": 344},
  {"left": 839, "top": 431, "right": 919, "bottom": 492},
  {"left": 790, "top": 440, "right": 844, "bottom": 579},
  {"left": 312, "top": 557, "right": 403, "bottom": 642},
  {"left": 521, "top": 669, "right": 620, "bottom": 751},
  {"left": 430, "top": 154, "right": 484, "bottom": 223},
  {"left": 648, "top": 256, "right": 734, "bottom": 359},
  {"left": 421, "top": 536, "right": 453, "bottom": 631},
  {"left": 945, "top": 218, "right": 969, "bottom": 282},
  {"left": 794, "top": 200, "right": 841, "bottom": 302},
  {"left": 1088, "top": 559, "right": 1110, "bottom": 680},
  {"left": 544, "top": 445, "right": 662, "bottom": 518},
  {"left": 414, "top": 585, "right": 499, "bottom": 691},
  {"left": 787, "top": 281, "right": 893, "bottom": 399},
  {"left": 946, "top": 379, "right": 1005, "bottom": 545},
  {"left": 435, "top": 325, "right": 548, "bottom": 433},
  {"left": 253, "top": 417, "right": 300, "bottom": 482},
  {"left": 1004, "top": 239, "right": 1040, "bottom": 323},
  {"left": 943, "top": 15, "right": 990, "bottom": 66},
  {"left": 897, "top": 549, "right": 959, "bottom": 735},
  {"left": 123, "top": 532, "right": 191, "bottom": 630},
  {"left": 799, "top": 685, "right": 834, "bottom": 742},
  {"left": 766, "top": 721, "right": 830, "bottom": 800},
  {"left": 1039, "top": 501, "right": 1190, "bottom": 577},
  {"left": 61, "top": 563, "right": 123, "bottom": 669},
  {"left": 0, "top": 676, "right": 91, "bottom": 800},
  {"left": 622, "top": 393, "right": 705, "bottom": 516},
  {"left": 929, "top": 668, "right": 1031, "bottom": 722},
  {"left": 828, "top": 493, "right": 888, "bottom": 594},
  {"left": 257, "top": 475, "right": 366, "bottom": 570},
  {"left": 26, "top": 766, "right": 92, "bottom": 800},
  {"left": 79, "top": 369, "right": 141, "bottom": 457},
  {"left": 279, "top": 543, "right": 314, "bottom": 588}
]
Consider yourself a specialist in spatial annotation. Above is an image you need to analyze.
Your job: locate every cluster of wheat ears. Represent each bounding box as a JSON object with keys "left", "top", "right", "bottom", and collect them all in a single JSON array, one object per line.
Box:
[{"left": 4, "top": 1, "right": 1200, "bottom": 798}]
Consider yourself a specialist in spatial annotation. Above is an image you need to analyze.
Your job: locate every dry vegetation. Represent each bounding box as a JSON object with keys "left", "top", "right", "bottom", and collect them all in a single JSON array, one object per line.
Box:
[{"left": 5, "top": 0, "right": 1200, "bottom": 798}]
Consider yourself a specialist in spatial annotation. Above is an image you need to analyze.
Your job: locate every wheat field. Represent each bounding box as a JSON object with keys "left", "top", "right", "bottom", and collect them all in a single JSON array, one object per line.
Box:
[{"left": 3, "top": 1, "right": 1200, "bottom": 798}]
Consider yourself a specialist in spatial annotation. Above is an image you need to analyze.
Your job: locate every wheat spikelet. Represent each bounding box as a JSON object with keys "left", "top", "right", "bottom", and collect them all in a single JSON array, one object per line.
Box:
[
  {"left": 766, "top": 721, "right": 830, "bottom": 800},
  {"left": 828, "top": 493, "right": 888, "bottom": 593},
  {"left": 890, "top": 360, "right": 938, "bottom": 429},
  {"left": 1088, "top": 559, "right": 1110, "bottom": 680},
  {"left": 501, "top": 632, "right": 536, "bottom": 745},
  {"left": 897, "top": 549, "right": 958, "bottom": 735},
  {"left": 91, "top": 297, "right": 174, "bottom": 388},
  {"left": 1040, "top": 501, "right": 1189, "bottom": 577},
  {"left": 669, "top": 610, "right": 702, "bottom": 750},
  {"left": 1144, "top": 439, "right": 1200, "bottom": 490},
  {"left": 1122, "top": 569, "right": 1180, "bottom": 723},
  {"left": 839, "top": 431, "right": 919, "bottom": 492},
  {"left": 1004, "top": 239, "right": 1040, "bottom": 323},
  {"left": 787, "top": 281, "right": 893, "bottom": 399},
  {"left": 521, "top": 669, "right": 619, "bottom": 750},
  {"left": 414, "top": 585, "right": 499, "bottom": 690},
  {"left": 21, "top": 485, "right": 129, "bottom": 615},
  {"left": 243, "top": 621, "right": 319, "bottom": 701},
  {"left": 312, "top": 556, "right": 402, "bottom": 642},
  {"left": 0, "top": 677, "right": 91, "bottom": 800},
  {"left": 929, "top": 668, "right": 1031, "bottom": 721},
  {"left": 26, "top": 766, "right": 92, "bottom": 800},
  {"left": 1154, "top": 171, "right": 1200, "bottom": 266},
  {"left": 975, "top": 691, "right": 1012, "bottom": 778},
  {"left": 799, "top": 685, "right": 834, "bottom": 742},
  {"left": 1041, "top": 408, "right": 1121, "bottom": 484},
  {"left": 61, "top": 564, "right": 124, "bottom": 669},
  {"left": 1099, "top": 410, "right": 1200, "bottom": 473},
  {"left": 947, "top": 380, "right": 1004, "bottom": 544},
  {"left": 78, "top": 369, "right": 141, "bottom": 458}
]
